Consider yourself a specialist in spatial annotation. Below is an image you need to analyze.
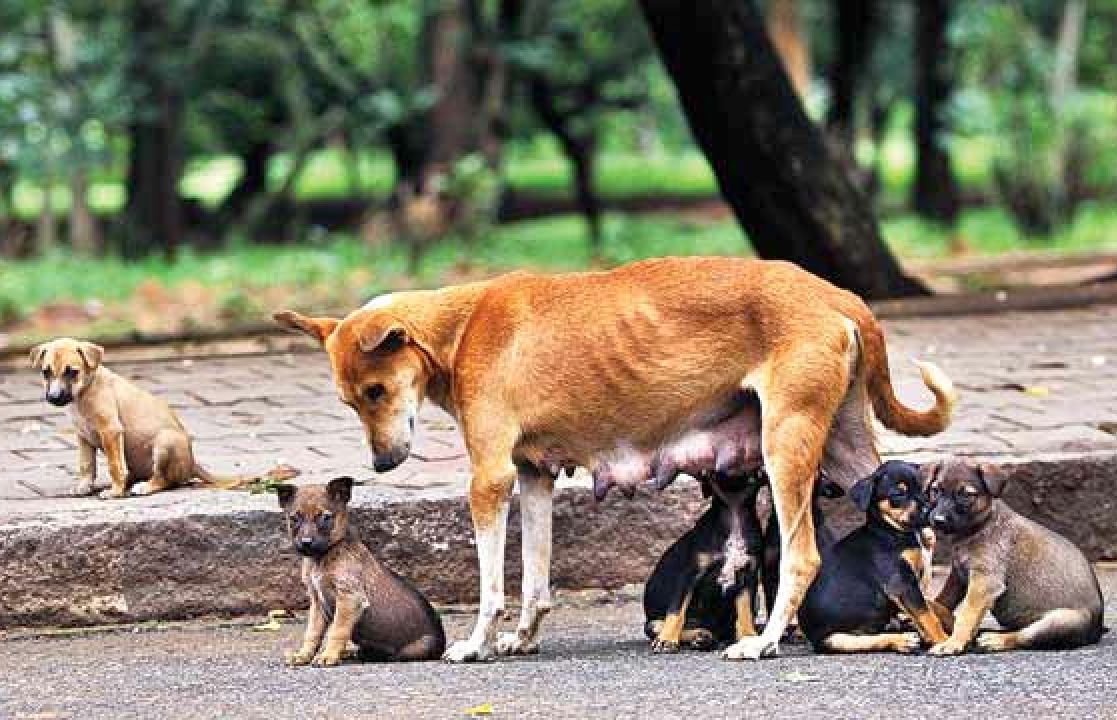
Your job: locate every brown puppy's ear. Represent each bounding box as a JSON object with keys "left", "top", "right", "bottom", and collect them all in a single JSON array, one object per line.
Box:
[
  {"left": 357, "top": 321, "right": 408, "bottom": 355},
  {"left": 273, "top": 310, "right": 340, "bottom": 346},
  {"left": 975, "top": 463, "right": 1007, "bottom": 498},
  {"left": 276, "top": 484, "right": 298, "bottom": 510},
  {"left": 327, "top": 476, "right": 354, "bottom": 505},
  {"left": 29, "top": 343, "right": 48, "bottom": 369},
  {"left": 76, "top": 342, "right": 104, "bottom": 371},
  {"left": 849, "top": 474, "right": 876, "bottom": 512}
]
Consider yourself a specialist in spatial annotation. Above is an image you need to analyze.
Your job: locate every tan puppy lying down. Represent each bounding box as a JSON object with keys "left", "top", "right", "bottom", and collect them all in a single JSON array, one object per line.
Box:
[{"left": 31, "top": 337, "right": 296, "bottom": 499}]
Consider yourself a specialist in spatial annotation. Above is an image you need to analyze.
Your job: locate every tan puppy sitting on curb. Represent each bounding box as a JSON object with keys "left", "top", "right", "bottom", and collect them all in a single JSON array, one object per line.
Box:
[
  {"left": 31, "top": 337, "right": 297, "bottom": 499},
  {"left": 275, "top": 257, "right": 955, "bottom": 663},
  {"left": 924, "top": 461, "right": 1106, "bottom": 655}
]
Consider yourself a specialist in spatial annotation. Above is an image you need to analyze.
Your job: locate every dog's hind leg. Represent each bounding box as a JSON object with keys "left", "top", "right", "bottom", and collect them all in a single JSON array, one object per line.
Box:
[
  {"left": 977, "top": 608, "right": 1100, "bottom": 652},
  {"left": 444, "top": 448, "right": 517, "bottom": 663},
  {"left": 725, "top": 351, "right": 850, "bottom": 660},
  {"left": 821, "top": 632, "right": 921, "bottom": 654},
  {"left": 131, "top": 431, "right": 183, "bottom": 496},
  {"left": 496, "top": 470, "right": 554, "bottom": 656}
]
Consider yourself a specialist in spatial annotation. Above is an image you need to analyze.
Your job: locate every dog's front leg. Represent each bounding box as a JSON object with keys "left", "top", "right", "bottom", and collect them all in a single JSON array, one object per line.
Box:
[
  {"left": 444, "top": 456, "right": 516, "bottom": 663},
  {"left": 929, "top": 572, "right": 1003, "bottom": 656},
  {"left": 313, "top": 594, "right": 364, "bottom": 667},
  {"left": 99, "top": 427, "right": 129, "bottom": 499},
  {"left": 72, "top": 437, "right": 98, "bottom": 496},
  {"left": 496, "top": 470, "right": 554, "bottom": 657},
  {"left": 286, "top": 592, "right": 327, "bottom": 666}
]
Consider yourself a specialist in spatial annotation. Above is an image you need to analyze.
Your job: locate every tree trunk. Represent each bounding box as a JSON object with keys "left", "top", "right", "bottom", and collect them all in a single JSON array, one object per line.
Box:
[
  {"left": 124, "top": 0, "right": 184, "bottom": 259},
  {"left": 69, "top": 171, "right": 99, "bottom": 255},
  {"left": 529, "top": 77, "right": 604, "bottom": 253},
  {"left": 36, "top": 181, "right": 56, "bottom": 255},
  {"left": 423, "top": 0, "right": 476, "bottom": 183},
  {"left": 765, "top": 0, "right": 811, "bottom": 100},
  {"left": 221, "top": 141, "right": 273, "bottom": 221},
  {"left": 826, "top": 0, "right": 876, "bottom": 147},
  {"left": 912, "top": 0, "right": 959, "bottom": 225},
  {"left": 638, "top": 0, "right": 925, "bottom": 299}
]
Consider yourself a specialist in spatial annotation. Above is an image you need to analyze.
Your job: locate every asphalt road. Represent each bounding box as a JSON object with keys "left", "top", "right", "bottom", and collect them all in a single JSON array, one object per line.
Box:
[{"left": 3, "top": 571, "right": 1117, "bottom": 720}]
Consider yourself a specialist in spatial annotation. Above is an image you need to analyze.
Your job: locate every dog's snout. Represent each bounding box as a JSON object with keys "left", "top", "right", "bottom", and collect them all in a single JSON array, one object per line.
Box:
[
  {"left": 46, "top": 388, "right": 72, "bottom": 406},
  {"left": 373, "top": 443, "right": 410, "bottom": 473}
]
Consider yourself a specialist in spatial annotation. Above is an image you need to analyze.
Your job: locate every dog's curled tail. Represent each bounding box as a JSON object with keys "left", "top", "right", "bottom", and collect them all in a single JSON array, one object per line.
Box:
[
  {"left": 193, "top": 463, "right": 300, "bottom": 490},
  {"left": 850, "top": 309, "right": 956, "bottom": 437}
]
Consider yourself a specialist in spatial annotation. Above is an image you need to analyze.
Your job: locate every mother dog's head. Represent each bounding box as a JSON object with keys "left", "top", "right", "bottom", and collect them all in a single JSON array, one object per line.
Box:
[{"left": 275, "top": 307, "right": 431, "bottom": 472}]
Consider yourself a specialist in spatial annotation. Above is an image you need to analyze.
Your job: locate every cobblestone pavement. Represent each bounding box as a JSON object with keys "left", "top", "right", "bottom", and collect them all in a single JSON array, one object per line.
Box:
[{"left": 2, "top": 304, "right": 1116, "bottom": 501}]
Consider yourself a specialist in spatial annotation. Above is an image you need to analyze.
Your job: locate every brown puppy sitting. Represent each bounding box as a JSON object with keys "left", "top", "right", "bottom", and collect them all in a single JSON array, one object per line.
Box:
[
  {"left": 277, "top": 477, "right": 446, "bottom": 665},
  {"left": 925, "top": 461, "right": 1106, "bottom": 655},
  {"left": 30, "top": 337, "right": 294, "bottom": 498}
]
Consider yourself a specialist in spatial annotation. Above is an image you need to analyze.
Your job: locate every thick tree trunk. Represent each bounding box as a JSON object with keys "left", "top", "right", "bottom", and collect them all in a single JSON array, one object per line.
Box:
[
  {"left": 765, "top": 0, "right": 811, "bottom": 100},
  {"left": 423, "top": 0, "right": 476, "bottom": 182},
  {"left": 124, "top": 0, "right": 184, "bottom": 258},
  {"left": 221, "top": 141, "right": 273, "bottom": 221},
  {"left": 912, "top": 0, "right": 959, "bottom": 225},
  {"left": 826, "top": 0, "right": 876, "bottom": 147},
  {"left": 638, "top": 0, "right": 925, "bottom": 299}
]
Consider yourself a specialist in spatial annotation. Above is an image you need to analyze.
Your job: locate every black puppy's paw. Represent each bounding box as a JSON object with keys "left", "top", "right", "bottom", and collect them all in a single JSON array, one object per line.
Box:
[{"left": 651, "top": 637, "right": 681, "bottom": 654}]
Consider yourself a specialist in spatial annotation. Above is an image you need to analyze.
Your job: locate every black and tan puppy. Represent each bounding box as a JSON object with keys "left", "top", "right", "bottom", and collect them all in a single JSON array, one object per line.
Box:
[
  {"left": 644, "top": 470, "right": 766, "bottom": 652},
  {"left": 925, "top": 461, "right": 1105, "bottom": 655},
  {"left": 798, "top": 461, "right": 949, "bottom": 654},
  {"left": 278, "top": 477, "right": 445, "bottom": 665}
]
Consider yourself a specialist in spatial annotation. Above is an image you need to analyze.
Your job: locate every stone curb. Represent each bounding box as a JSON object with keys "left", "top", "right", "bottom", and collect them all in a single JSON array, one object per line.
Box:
[{"left": 2, "top": 452, "right": 1115, "bottom": 630}]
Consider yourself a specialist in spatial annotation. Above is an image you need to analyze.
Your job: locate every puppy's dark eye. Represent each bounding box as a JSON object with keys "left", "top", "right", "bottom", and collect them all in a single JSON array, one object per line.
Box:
[
  {"left": 42, "top": 367, "right": 52, "bottom": 379},
  {"left": 318, "top": 511, "right": 334, "bottom": 528},
  {"left": 364, "top": 384, "right": 386, "bottom": 402},
  {"left": 291, "top": 512, "right": 304, "bottom": 524},
  {"left": 63, "top": 366, "right": 78, "bottom": 380}
]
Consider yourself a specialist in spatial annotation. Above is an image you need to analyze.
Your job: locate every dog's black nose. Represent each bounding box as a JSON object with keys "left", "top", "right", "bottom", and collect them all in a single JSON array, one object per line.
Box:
[
  {"left": 46, "top": 390, "right": 72, "bottom": 406},
  {"left": 930, "top": 512, "right": 952, "bottom": 533},
  {"left": 296, "top": 538, "right": 315, "bottom": 552}
]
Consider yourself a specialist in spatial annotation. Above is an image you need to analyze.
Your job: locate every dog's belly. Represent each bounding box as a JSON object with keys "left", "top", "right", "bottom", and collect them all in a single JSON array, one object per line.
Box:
[{"left": 589, "top": 393, "right": 763, "bottom": 500}]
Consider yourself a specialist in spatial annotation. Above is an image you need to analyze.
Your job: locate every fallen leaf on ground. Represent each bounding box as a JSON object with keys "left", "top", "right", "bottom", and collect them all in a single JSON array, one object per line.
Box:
[
  {"left": 1023, "top": 385, "right": 1050, "bottom": 398},
  {"left": 780, "top": 671, "right": 818, "bottom": 683},
  {"left": 251, "top": 618, "right": 283, "bottom": 632},
  {"left": 463, "top": 703, "right": 493, "bottom": 716}
]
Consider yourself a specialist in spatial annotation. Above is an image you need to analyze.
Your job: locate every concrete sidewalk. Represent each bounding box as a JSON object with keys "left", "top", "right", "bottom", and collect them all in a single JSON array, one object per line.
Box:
[{"left": 2, "top": 303, "right": 1116, "bottom": 627}]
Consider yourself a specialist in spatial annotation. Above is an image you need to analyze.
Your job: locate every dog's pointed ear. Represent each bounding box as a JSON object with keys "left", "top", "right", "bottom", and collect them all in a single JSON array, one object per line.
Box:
[
  {"left": 76, "top": 342, "right": 104, "bottom": 371},
  {"left": 976, "top": 463, "right": 1007, "bottom": 498},
  {"left": 357, "top": 321, "right": 408, "bottom": 355},
  {"left": 275, "top": 484, "right": 297, "bottom": 510},
  {"left": 327, "top": 476, "right": 354, "bottom": 505},
  {"left": 29, "top": 343, "right": 48, "bottom": 369},
  {"left": 273, "top": 310, "right": 340, "bottom": 346},
  {"left": 849, "top": 474, "right": 876, "bottom": 512}
]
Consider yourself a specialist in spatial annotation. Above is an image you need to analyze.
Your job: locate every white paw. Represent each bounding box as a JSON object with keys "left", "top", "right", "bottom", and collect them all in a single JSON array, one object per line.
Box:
[
  {"left": 99, "top": 487, "right": 127, "bottom": 500},
  {"left": 495, "top": 631, "right": 540, "bottom": 656},
  {"left": 723, "top": 635, "right": 779, "bottom": 660},
  {"left": 975, "top": 632, "right": 1012, "bottom": 653},
  {"left": 130, "top": 482, "right": 155, "bottom": 496},
  {"left": 443, "top": 639, "right": 494, "bottom": 663},
  {"left": 895, "top": 632, "right": 922, "bottom": 654},
  {"left": 71, "top": 480, "right": 95, "bottom": 497}
]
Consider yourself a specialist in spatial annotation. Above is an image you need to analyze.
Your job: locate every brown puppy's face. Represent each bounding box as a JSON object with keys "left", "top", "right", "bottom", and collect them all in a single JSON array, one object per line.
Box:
[
  {"left": 29, "top": 338, "right": 104, "bottom": 407},
  {"left": 850, "top": 460, "right": 930, "bottom": 532},
  {"left": 923, "top": 461, "right": 1004, "bottom": 536},
  {"left": 274, "top": 309, "right": 430, "bottom": 472},
  {"left": 276, "top": 477, "right": 354, "bottom": 557}
]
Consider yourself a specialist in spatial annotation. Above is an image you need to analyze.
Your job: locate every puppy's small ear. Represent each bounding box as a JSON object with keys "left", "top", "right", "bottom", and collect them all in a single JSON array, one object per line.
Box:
[
  {"left": 76, "top": 342, "right": 104, "bottom": 371},
  {"left": 327, "top": 476, "right": 354, "bottom": 505},
  {"left": 976, "top": 463, "right": 1007, "bottom": 498},
  {"left": 358, "top": 323, "right": 408, "bottom": 355},
  {"left": 276, "top": 484, "right": 297, "bottom": 510},
  {"left": 273, "top": 310, "right": 340, "bottom": 346},
  {"left": 29, "top": 343, "right": 47, "bottom": 369},
  {"left": 849, "top": 475, "right": 876, "bottom": 512},
  {"left": 818, "top": 480, "right": 845, "bottom": 499}
]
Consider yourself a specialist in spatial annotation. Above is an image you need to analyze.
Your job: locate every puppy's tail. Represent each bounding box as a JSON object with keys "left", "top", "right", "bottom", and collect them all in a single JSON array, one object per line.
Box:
[
  {"left": 192, "top": 462, "right": 299, "bottom": 490},
  {"left": 845, "top": 305, "right": 956, "bottom": 437}
]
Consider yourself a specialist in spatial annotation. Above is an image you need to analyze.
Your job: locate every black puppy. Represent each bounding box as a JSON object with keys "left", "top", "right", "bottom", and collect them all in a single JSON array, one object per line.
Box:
[
  {"left": 798, "top": 461, "right": 949, "bottom": 654},
  {"left": 644, "top": 470, "right": 766, "bottom": 652}
]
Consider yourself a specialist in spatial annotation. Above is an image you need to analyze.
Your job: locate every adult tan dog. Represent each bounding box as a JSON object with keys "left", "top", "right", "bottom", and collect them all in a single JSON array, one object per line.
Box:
[
  {"left": 31, "top": 338, "right": 297, "bottom": 498},
  {"left": 275, "top": 257, "right": 954, "bottom": 662}
]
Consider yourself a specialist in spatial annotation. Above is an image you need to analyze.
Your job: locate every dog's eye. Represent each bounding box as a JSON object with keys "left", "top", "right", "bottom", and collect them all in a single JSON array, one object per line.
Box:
[
  {"left": 42, "top": 367, "right": 52, "bottom": 379},
  {"left": 364, "top": 384, "right": 386, "bottom": 402},
  {"left": 63, "top": 366, "right": 78, "bottom": 379},
  {"left": 318, "top": 512, "right": 333, "bottom": 527},
  {"left": 291, "top": 512, "right": 303, "bottom": 523}
]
